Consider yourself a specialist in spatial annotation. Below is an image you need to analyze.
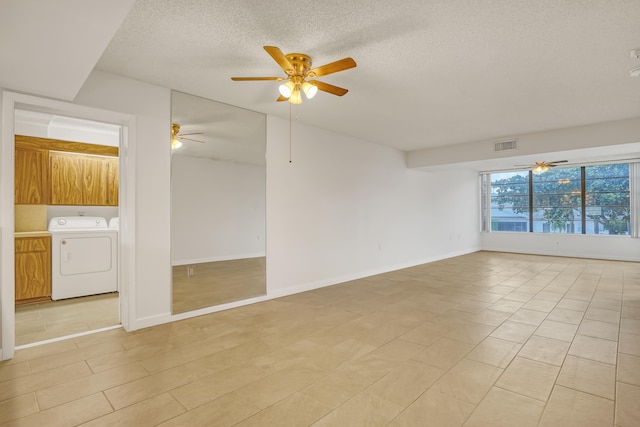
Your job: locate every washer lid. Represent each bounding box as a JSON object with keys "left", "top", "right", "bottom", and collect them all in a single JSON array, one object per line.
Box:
[{"left": 48, "top": 216, "right": 108, "bottom": 231}]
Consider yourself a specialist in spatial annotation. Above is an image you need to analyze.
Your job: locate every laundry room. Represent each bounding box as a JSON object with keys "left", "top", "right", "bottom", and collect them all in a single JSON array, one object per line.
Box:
[{"left": 14, "top": 109, "right": 121, "bottom": 346}]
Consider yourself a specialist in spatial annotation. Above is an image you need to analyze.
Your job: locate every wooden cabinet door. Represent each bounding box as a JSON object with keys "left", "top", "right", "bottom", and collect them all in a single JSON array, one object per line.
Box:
[
  {"left": 15, "top": 237, "right": 51, "bottom": 302},
  {"left": 82, "top": 156, "right": 108, "bottom": 206},
  {"left": 105, "top": 157, "right": 119, "bottom": 206},
  {"left": 15, "top": 147, "right": 49, "bottom": 204},
  {"left": 50, "top": 152, "right": 83, "bottom": 205}
]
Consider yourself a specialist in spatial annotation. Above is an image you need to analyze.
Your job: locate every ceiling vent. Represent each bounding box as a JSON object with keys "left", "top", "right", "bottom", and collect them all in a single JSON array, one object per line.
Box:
[{"left": 494, "top": 140, "right": 518, "bottom": 152}]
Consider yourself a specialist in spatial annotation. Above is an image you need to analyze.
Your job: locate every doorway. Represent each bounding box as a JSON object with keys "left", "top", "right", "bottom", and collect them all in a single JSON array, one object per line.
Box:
[
  {"left": 14, "top": 111, "right": 121, "bottom": 346},
  {"left": 1, "top": 91, "right": 135, "bottom": 359}
]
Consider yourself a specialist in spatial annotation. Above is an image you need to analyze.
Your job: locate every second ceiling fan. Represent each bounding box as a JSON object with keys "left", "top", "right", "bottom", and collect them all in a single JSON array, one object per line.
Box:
[{"left": 231, "top": 46, "right": 357, "bottom": 104}]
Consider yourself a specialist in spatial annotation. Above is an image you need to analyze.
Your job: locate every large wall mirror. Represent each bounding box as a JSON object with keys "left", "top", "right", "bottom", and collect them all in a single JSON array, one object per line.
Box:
[{"left": 171, "top": 91, "right": 266, "bottom": 314}]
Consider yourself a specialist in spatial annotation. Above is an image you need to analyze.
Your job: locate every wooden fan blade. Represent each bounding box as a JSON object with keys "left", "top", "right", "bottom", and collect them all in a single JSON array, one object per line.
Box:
[
  {"left": 308, "top": 57, "right": 356, "bottom": 78},
  {"left": 276, "top": 95, "right": 288, "bottom": 102},
  {"left": 264, "top": 46, "right": 294, "bottom": 73},
  {"left": 179, "top": 137, "right": 206, "bottom": 143},
  {"left": 179, "top": 132, "right": 203, "bottom": 136},
  {"left": 549, "top": 160, "right": 568, "bottom": 164},
  {"left": 309, "top": 80, "right": 348, "bottom": 96},
  {"left": 231, "top": 77, "right": 284, "bottom": 81}
]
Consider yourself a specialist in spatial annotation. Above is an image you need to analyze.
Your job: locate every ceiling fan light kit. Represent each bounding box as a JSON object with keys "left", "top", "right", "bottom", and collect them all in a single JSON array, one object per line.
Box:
[{"left": 232, "top": 46, "right": 356, "bottom": 104}]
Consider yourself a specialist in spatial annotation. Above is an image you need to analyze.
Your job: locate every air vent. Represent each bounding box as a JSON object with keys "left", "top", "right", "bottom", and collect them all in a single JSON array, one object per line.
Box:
[{"left": 494, "top": 140, "right": 518, "bottom": 152}]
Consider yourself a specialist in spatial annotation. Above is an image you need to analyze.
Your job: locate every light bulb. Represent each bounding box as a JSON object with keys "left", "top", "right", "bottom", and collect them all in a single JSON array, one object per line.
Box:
[
  {"left": 171, "top": 139, "right": 182, "bottom": 150},
  {"left": 289, "top": 89, "right": 302, "bottom": 104},
  {"left": 302, "top": 81, "right": 318, "bottom": 99},
  {"left": 279, "top": 81, "right": 295, "bottom": 98}
]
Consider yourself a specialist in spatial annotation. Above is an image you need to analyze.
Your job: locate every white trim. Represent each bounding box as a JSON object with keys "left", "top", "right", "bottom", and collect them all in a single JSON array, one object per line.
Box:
[
  {"left": 172, "top": 253, "right": 265, "bottom": 266},
  {"left": 0, "top": 91, "right": 136, "bottom": 360},
  {"left": 15, "top": 325, "right": 122, "bottom": 350}
]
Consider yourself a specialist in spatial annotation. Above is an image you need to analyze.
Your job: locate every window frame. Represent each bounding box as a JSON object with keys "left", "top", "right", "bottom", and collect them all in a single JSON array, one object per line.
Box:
[{"left": 482, "top": 161, "right": 637, "bottom": 237}]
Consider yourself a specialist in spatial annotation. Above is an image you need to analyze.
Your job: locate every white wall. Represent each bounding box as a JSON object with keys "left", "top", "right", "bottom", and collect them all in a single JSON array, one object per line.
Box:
[
  {"left": 481, "top": 232, "right": 640, "bottom": 262},
  {"left": 407, "top": 117, "right": 640, "bottom": 169},
  {"left": 72, "top": 70, "right": 172, "bottom": 325},
  {"left": 171, "top": 155, "right": 265, "bottom": 264},
  {"left": 265, "top": 116, "right": 481, "bottom": 297}
]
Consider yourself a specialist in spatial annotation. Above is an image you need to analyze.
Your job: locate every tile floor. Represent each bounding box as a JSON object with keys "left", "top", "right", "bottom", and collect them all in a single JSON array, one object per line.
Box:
[
  {"left": 1, "top": 251, "right": 639, "bottom": 426},
  {"left": 15, "top": 293, "right": 120, "bottom": 346}
]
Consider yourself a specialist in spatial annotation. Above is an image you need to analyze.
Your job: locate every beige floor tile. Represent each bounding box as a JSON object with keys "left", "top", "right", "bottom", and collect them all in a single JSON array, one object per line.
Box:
[
  {"left": 489, "top": 300, "right": 524, "bottom": 313},
  {"left": 2, "top": 393, "right": 113, "bottom": 427},
  {"left": 621, "top": 318, "right": 640, "bottom": 336},
  {"left": 0, "top": 394, "right": 39, "bottom": 424},
  {"left": 0, "top": 361, "right": 92, "bottom": 403},
  {"left": 590, "top": 297, "right": 622, "bottom": 310},
  {"left": 502, "top": 291, "right": 534, "bottom": 303},
  {"left": 83, "top": 393, "right": 185, "bottom": 427},
  {"left": 434, "top": 358, "right": 503, "bottom": 405},
  {"left": 556, "top": 298, "right": 589, "bottom": 312},
  {"left": 0, "top": 361, "right": 30, "bottom": 383},
  {"left": 400, "top": 322, "right": 443, "bottom": 347},
  {"left": 508, "top": 308, "right": 548, "bottom": 326},
  {"left": 496, "top": 356, "right": 559, "bottom": 402},
  {"left": 388, "top": 388, "right": 475, "bottom": 427},
  {"left": 235, "top": 366, "right": 326, "bottom": 409},
  {"left": 617, "top": 353, "right": 640, "bottom": 387},
  {"left": 619, "top": 332, "right": 640, "bottom": 356},
  {"left": 412, "top": 337, "right": 474, "bottom": 370},
  {"left": 312, "top": 391, "right": 403, "bottom": 427},
  {"left": 466, "top": 337, "right": 521, "bottom": 368},
  {"left": 546, "top": 307, "right": 584, "bottom": 325},
  {"left": 301, "top": 356, "right": 393, "bottom": 408},
  {"left": 557, "top": 355, "right": 615, "bottom": 399},
  {"left": 235, "top": 392, "right": 331, "bottom": 427},
  {"left": 534, "top": 319, "right": 579, "bottom": 342},
  {"left": 517, "top": 335, "right": 570, "bottom": 366},
  {"left": 568, "top": 334, "right": 618, "bottom": 364},
  {"left": 466, "top": 309, "right": 511, "bottom": 327},
  {"left": 539, "top": 385, "right": 614, "bottom": 427},
  {"left": 584, "top": 307, "right": 620, "bottom": 324},
  {"left": 369, "top": 338, "right": 425, "bottom": 362},
  {"left": 577, "top": 318, "right": 619, "bottom": 341},
  {"left": 367, "top": 360, "right": 444, "bottom": 407},
  {"left": 446, "top": 322, "right": 496, "bottom": 345},
  {"left": 158, "top": 392, "right": 261, "bottom": 427},
  {"left": 36, "top": 361, "right": 149, "bottom": 410},
  {"left": 463, "top": 387, "right": 544, "bottom": 427},
  {"left": 489, "top": 321, "right": 537, "bottom": 344},
  {"left": 616, "top": 382, "right": 640, "bottom": 427},
  {"left": 169, "top": 364, "right": 270, "bottom": 410},
  {"left": 534, "top": 291, "right": 565, "bottom": 303},
  {"left": 522, "top": 299, "right": 557, "bottom": 313},
  {"left": 622, "top": 305, "right": 640, "bottom": 320}
]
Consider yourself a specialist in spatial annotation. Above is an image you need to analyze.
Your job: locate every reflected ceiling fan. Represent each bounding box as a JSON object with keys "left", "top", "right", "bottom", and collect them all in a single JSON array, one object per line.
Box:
[
  {"left": 516, "top": 160, "right": 568, "bottom": 173},
  {"left": 171, "top": 123, "right": 205, "bottom": 150},
  {"left": 231, "top": 46, "right": 357, "bottom": 104}
]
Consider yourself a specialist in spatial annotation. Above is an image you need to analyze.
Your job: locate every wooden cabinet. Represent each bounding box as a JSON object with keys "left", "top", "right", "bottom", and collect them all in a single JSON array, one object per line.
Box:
[
  {"left": 50, "top": 152, "right": 118, "bottom": 206},
  {"left": 15, "top": 235, "right": 51, "bottom": 304},
  {"left": 15, "top": 135, "right": 119, "bottom": 207},
  {"left": 15, "top": 147, "right": 49, "bottom": 204}
]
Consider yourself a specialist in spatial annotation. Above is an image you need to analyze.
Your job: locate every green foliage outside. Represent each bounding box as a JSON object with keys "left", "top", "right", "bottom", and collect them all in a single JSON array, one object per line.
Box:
[{"left": 491, "top": 164, "right": 630, "bottom": 235}]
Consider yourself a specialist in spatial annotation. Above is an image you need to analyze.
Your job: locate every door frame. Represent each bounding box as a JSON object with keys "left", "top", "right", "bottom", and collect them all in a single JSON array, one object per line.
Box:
[{"left": 1, "top": 91, "right": 136, "bottom": 360}]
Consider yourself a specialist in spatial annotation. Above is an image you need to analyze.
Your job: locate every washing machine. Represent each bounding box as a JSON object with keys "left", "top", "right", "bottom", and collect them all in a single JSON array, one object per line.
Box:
[{"left": 48, "top": 216, "right": 118, "bottom": 300}]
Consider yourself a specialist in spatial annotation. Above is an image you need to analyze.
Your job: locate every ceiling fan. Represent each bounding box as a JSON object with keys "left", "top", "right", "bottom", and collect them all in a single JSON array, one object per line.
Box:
[
  {"left": 231, "top": 46, "right": 357, "bottom": 104},
  {"left": 516, "top": 160, "right": 568, "bottom": 173},
  {"left": 171, "top": 123, "right": 205, "bottom": 150}
]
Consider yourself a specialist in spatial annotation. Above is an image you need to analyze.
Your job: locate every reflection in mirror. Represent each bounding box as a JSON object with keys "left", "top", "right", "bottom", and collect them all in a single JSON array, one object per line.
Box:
[{"left": 171, "top": 91, "right": 266, "bottom": 314}]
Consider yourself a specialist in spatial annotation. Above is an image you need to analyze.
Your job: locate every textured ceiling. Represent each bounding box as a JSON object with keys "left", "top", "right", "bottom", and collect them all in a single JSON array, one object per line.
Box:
[{"left": 96, "top": 1, "right": 640, "bottom": 152}]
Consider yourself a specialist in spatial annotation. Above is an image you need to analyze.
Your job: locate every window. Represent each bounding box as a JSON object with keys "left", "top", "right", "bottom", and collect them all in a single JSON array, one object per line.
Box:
[
  {"left": 532, "top": 167, "right": 581, "bottom": 234},
  {"left": 585, "top": 164, "right": 630, "bottom": 235},
  {"left": 483, "top": 162, "right": 634, "bottom": 236},
  {"left": 490, "top": 171, "right": 529, "bottom": 233}
]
